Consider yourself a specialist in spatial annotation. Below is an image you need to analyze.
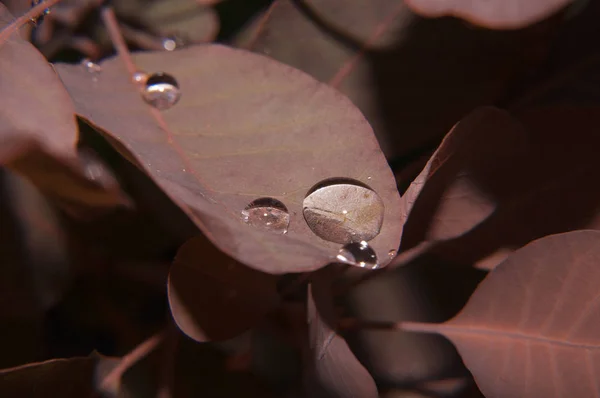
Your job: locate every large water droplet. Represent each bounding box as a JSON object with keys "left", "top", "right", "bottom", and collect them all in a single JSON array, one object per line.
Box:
[
  {"left": 336, "top": 241, "right": 378, "bottom": 269},
  {"left": 142, "top": 72, "right": 181, "bottom": 110},
  {"left": 303, "top": 178, "right": 384, "bottom": 244},
  {"left": 242, "top": 198, "right": 290, "bottom": 234}
]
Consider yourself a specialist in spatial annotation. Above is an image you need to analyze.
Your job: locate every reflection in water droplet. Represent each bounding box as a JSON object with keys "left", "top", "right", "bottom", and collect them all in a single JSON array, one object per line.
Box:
[
  {"left": 30, "top": 0, "right": 50, "bottom": 25},
  {"left": 162, "top": 38, "right": 177, "bottom": 51},
  {"left": 337, "top": 241, "right": 378, "bottom": 269},
  {"left": 142, "top": 72, "right": 181, "bottom": 110},
  {"left": 303, "top": 178, "right": 384, "bottom": 244},
  {"left": 132, "top": 71, "right": 148, "bottom": 85},
  {"left": 388, "top": 249, "right": 397, "bottom": 258},
  {"left": 242, "top": 198, "right": 290, "bottom": 234},
  {"left": 77, "top": 148, "right": 118, "bottom": 189},
  {"left": 81, "top": 59, "right": 102, "bottom": 81}
]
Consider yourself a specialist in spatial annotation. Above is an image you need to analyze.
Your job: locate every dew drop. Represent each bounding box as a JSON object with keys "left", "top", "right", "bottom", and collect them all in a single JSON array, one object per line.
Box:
[
  {"left": 81, "top": 59, "right": 102, "bottom": 81},
  {"left": 30, "top": 0, "right": 50, "bottom": 25},
  {"left": 162, "top": 38, "right": 177, "bottom": 51},
  {"left": 388, "top": 249, "right": 397, "bottom": 258},
  {"left": 132, "top": 71, "right": 148, "bottom": 85},
  {"left": 241, "top": 198, "right": 290, "bottom": 234},
  {"left": 303, "top": 178, "right": 384, "bottom": 244},
  {"left": 142, "top": 72, "right": 181, "bottom": 110},
  {"left": 336, "top": 241, "right": 378, "bottom": 269}
]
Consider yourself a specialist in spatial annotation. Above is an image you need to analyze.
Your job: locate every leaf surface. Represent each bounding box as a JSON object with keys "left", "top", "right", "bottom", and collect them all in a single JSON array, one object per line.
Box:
[
  {"left": 404, "top": 230, "right": 600, "bottom": 398},
  {"left": 54, "top": 44, "right": 402, "bottom": 273},
  {"left": 405, "top": 0, "right": 573, "bottom": 29},
  {"left": 0, "top": 356, "right": 102, "bottom": 397},
  {"left": 168, "top": 235, "right": 279, "bottom": 342},
  {"left": 305, "top": 270, "right": 378, "bottom": 398},
  {"left": 234, "top": 0, "right": 557, "bottom": 158},
  {"left": 0, "top": 4, "right": 127, "bottom": 211},
  {"left": 115, "top": 0, "right": 219, "bottom": 46},
  {"left": 399, "top": 106, "right": 600, "bottom": 270}
]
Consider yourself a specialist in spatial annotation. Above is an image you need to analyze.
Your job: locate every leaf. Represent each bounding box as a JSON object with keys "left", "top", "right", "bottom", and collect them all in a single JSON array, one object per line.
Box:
[
  {"left": 0, "top": 4, "right": 127, "bottom": 212},
  {"left": 115, "top": 0, "right": 219, "bottom": 45},
  {"left": 0, "top": 356, "right": 106, "bottom": 397},
  {"left": 1, "top": 170, "right": 69, "bottom": 311},
  {"left": 403, "top": 230, "right": 600, "bottom": 398},
  {"left": 233, "top": 0, "right": 558, "bottom": 158},
  {"left": 168, "top": 235, "right": 279, "bottom": 342},
  {"left": 54, "top": 44, "right": 402, "bottom": 273},
  {"left": 305, "top": 271, "right": 378, "bottom": 398},
  {"left": 398, "top": 106, "right": 600, "bottom": 270},
  {"left": 404, "top": 0, "right": 573, "bottom": 29}
]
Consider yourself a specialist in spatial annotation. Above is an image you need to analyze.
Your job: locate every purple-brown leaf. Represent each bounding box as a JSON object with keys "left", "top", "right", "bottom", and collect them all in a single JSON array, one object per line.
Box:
[
  {"left": 0, "top": 4, "right": 127, "bottom": 212},
  {"left": 398, "top": 106, "right": 600, "bottom": 270},
  {"left": 168, "top": 235, "right": 280, "bottom": 342},
  {"left": 404, "top": 230, "right": 600, "bottom": 398},
  {"left": 54, "top": 44, "right": 402, "bottom": 273},
  {"left": 235, "top": 0, "right": 557, "bottom": 158},
  {"left": 405, "top": 0, "right": 573, "bottom": 29},
  {"left": 305, "top": 272, "right": 378, "bottom": 398},
  {"left": 0, "top": 356, "right": 109, "bottom": 397}
]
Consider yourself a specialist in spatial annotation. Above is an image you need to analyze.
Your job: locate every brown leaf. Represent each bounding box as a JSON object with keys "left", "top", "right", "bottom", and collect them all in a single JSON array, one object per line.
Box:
[
  {"left": 168, "top": 235, "right": 279, "bottom": 342},
  {"left": 233, "top": 0, "right": 557, "bottom": 158},
  {"left": 399, "top": 106, "right": 600, "bottom": 270},
  {"left": 0, "top": 355, "right": 109, "bottom": 397},
  {"left": 54, "top": 44, "right": 402, "bottom": 273},
  {"left": 305, "top": 271, "right": 378, "bottom": 398},
  {"left": 1, "top": 170, "right": 69, "bottom": 311},
  {"left": 0, "top": 4, "right": 128, "bottom": 213},
  {"left": 115, "top": 0, "right": 219, "bottom": 46},
  {"left": 404, "top": 230, "right": 600, "bottom": 398},
  {"left": 405, "top": 0, "right": 573, "bottom": 29}
]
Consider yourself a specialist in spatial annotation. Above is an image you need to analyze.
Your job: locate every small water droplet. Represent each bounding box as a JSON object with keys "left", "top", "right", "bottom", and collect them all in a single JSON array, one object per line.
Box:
[
  {"left": 162, "top": 38, "right": 177, "bottom": 51},
  {"left": 336, "top": 241, "right": 378, "bottom": 269},
  {"left": 388, "top": 249, "right": 397, "bottom": 258},
  {"left": 30, "top": 0, "right": 50, "bottom": 25},
  {"left": 242, "top": 198, "right": 290, "bottom": 234},
  {"left": 132, "top": 71, "right": 148, "bottom": 85},
  {"left": 81, "top": 59, "right": 102, "bottom": 81},
  {"left": 303, "top": 178, "right": 384, "bottom": 244},
  {"left": 142, "top": 72, "right": 181, "bottom": 110},
  {"left": 367, "top": 176, "right": 372, "bottom": 180}
]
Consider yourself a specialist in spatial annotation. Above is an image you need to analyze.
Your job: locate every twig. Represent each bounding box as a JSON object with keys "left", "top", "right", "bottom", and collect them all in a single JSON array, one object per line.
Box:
[
  {"left": 97, "top": 332, "right": 165, "bottom": 394},
  {"left": 119, "top": 23, "right": 165, "bottom": 51},
  {"left": 100, "top": 6, "right": 137, "bottom": 76},
  {"left": 245, "top": 0, "right": 279, "bottom": 50},
  {"left": 338, "top": 318, "right": 402, "bottom": 330},
  {"left": 338, "top": 318, "right": 438, "bottom": 334},
  {"left": 0, "top": 0, "right": 64, "bottom": 44},
  {"left": 156, "top": 320, "right": 179, "bottom": 398},
  {"left": 328, "top": 1, "right": 405, "bottom": 88}
]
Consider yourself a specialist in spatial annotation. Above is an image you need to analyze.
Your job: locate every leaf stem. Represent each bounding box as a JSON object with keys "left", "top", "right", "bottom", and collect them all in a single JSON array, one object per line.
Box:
[
  {"left": 100, "top": 6, "right": 137, "bottom": 76},
  {"left": 0, "top": 0, "right": 63, "bottom": 45},
  {"left": 97, "top": 332, "right": 164, "bottom": 394},
  {"left": 338, "top": 318, "right": 441, "bottom": 334}
]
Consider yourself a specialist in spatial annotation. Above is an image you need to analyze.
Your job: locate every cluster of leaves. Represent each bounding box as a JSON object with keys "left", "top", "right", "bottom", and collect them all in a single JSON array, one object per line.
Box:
[{"left": 1, "top": 0, "right": 600, "bottom": 397}]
